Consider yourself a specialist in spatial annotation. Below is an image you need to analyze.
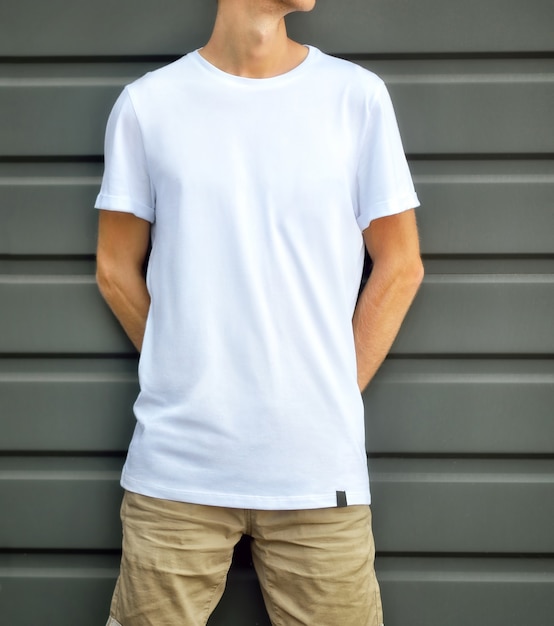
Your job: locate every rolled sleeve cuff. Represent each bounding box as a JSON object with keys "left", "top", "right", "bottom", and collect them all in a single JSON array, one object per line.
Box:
[
  {"left": 95, "top": 193, "right": 155, "bottom": 223},
  {"left": 357, "top": 191, "right": 420, "bottom": 231}
]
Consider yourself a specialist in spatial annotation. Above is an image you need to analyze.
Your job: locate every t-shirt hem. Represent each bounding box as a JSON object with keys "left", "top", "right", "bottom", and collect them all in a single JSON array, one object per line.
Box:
[
  {"left": 95, "top": 193, "right": 155, "bottom": 223},
  {"left": 357, "top": 192, "right": 420, "bottom": 230},
  {"left": 121, "top": 475, "right": 371, "bottom": 510}
]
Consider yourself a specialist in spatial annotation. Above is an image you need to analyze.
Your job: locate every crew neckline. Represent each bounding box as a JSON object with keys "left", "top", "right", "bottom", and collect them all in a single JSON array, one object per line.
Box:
[{"left": 191, "top": 45, "right": 318, "bottom": 86}]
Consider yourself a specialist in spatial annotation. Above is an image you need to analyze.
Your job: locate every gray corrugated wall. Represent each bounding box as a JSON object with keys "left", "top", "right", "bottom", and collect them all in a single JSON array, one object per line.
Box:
[{"left": 1, "top": 1, "right": 553, "bottom": 625}]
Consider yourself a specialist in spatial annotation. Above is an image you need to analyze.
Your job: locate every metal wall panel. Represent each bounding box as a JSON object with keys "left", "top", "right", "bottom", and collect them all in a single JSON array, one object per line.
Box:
[
  {"left": 1, "top": 0, "right": 553, "bottom": 55},
  {"left": 0, "top": 360, "right": 137, "bottom": 452},
  {"left": 0, "top": 554, "right": 120, "bottom": 626},
  {"left": 364, "top": 359, "right": 554, "bottom": 454},
  {"left": 2, "top": 360, "right": 552, "bottom": 455},
  {"left": 2, "top": 556, "right": 553, "bottom": 626},
  {"left": 2, "top": 60, "right": 553, "bottom": 156},
  {"left": 0, "top": 163, "right": 101, "bottom": 256},
  {"left": 3, "top": 458, "right": 554, "bottom": 554},
  {"left": 377, "top": 558, "right": 554, "bottom": 626},
  {"left": 3, "top": 160, "right": 554, "bottom": 257},
  {"left": 1, "top": 2, "right": 553, "bottom": 625},
  {"left": 1, "top": 276, "right": 553, "bottom": 354},
  {"left": 412, "top": 161, "right": 554, "bottom": 256}
]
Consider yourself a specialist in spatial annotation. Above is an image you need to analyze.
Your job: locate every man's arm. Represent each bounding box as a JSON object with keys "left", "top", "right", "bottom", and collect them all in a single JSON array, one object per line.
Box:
[
  {"left": 96, "top": 210, "right": 151, "bottom": 352},
  {"left": 353, "top": 209, "right": 424, "bottom": 392}
]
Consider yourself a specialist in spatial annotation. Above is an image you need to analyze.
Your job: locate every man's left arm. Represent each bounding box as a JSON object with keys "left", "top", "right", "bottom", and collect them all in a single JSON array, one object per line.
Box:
[{"left": 353, "top": 208, "right": 424, "bottom": 392}]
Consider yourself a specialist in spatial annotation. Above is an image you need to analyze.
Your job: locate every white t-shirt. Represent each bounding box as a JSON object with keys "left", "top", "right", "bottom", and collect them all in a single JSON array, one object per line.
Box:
[{"left": 96, "top": 46, "right": 419, "bottom": 510}]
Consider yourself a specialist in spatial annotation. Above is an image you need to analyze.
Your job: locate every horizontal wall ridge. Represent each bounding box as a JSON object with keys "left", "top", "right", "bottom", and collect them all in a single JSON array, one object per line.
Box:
[
  {"left": 377, "top": 552, "right": 554, "bottom": 562},
  {"left": 386, "top": 353, "right": 554, "bottom": 360},
  {"left": 3, "top": 52, "right": 554, "bottom": 63},
  {"left": 408, "top": 153, "right": 554, "bottom": 161},
  {"left": 369, "top": 453, "right": 554, "bottom": 461},
  {"left": 342, "top": 52, "right": 554, "bottom": 61}
]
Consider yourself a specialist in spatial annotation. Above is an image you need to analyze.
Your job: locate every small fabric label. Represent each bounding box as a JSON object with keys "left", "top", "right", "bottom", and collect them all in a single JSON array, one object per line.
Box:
[{"left": 336, "top": 490, "right": 348, "bottom": 507}]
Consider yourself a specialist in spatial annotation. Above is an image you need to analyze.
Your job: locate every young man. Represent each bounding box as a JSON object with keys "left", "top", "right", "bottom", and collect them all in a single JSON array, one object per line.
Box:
[{"left": 96, "top": 1, "right": 423, "bottom": 624}]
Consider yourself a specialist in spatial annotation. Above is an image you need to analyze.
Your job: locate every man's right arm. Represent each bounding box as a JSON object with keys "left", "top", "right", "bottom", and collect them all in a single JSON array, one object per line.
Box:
[{"left": 96, "top": 210, "right": 151, "bottom": 352}]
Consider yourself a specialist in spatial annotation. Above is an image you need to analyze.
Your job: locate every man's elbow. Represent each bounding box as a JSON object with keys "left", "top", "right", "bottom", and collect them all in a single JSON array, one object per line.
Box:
[
  {"left": 390, "top": 254, "right": 424, "bottom": 298},
  {"left": 407, "top": 255, "right": 425, "bottom": 289},
  {"left": 95, "top": 253, "right": 119, "bottom": 304}
]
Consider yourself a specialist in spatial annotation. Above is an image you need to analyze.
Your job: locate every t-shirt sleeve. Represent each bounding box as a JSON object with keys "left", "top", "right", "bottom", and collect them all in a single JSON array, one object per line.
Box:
[
  {"left": 356, "top": 81, "right": 419, "bottom": 230},
  {"left": 95, "top": 87, "right": 155, "bottom": 223}
]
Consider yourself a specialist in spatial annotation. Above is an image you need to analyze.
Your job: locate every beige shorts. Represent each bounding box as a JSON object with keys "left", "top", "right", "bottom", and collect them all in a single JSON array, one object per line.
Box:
[{"left": 106, "top": 491, "right": 384, "bottom": 626}]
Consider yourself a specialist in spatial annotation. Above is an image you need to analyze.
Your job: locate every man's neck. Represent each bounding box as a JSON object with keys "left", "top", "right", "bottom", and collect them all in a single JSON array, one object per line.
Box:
[{"left": 199, "top": 0, "right": 311, "bottom": 79}]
